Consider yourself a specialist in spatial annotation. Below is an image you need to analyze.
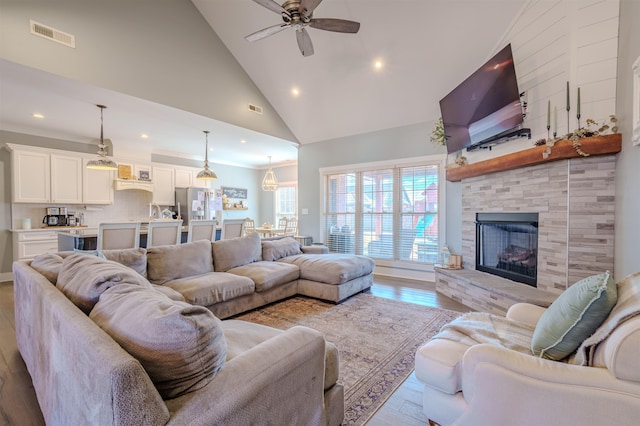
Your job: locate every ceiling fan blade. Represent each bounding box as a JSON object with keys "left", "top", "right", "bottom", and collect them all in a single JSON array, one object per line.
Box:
[
  {"left": 309, "top": 18, "right": 360, "bottom": 33},
  {"left": 245, "top": 23, "right": 290, "bottom": 42},
  {"left": 296, "top": 28, "right": 314, "bottom": 57},
  {"left": 300, "top": 0, "right": 323, "bottom": 18},
  {"left": 251, "top": 0, "right": 290, "bottom": 16}
]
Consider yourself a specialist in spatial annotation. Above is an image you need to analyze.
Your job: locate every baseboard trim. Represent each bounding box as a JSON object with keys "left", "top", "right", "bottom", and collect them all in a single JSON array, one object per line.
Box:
[{"left": 0, "top": 272, "right": 13, "bottom": 283}]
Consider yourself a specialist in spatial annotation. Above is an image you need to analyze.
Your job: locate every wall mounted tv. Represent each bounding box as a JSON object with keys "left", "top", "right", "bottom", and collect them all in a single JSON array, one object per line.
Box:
[{"left": 440, "top": 44, "right": 529, "bottom": 155}]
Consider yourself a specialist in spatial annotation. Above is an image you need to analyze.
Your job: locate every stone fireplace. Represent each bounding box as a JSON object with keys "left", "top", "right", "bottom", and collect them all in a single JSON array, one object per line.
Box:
[{"left": 435, "top": 137, "right": 619, "bottom": 315}]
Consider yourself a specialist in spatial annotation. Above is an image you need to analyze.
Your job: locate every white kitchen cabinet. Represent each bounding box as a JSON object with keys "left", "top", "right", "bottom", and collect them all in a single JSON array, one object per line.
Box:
[
  {"left": 175, "top": 167, "right": 193, "bottom": 188},
  {"left": 12, "top": 230, "right": 60, "bottom": 261},
  {"left": 11, "top": 150, "right": 50, "bottom": 203},
  {"left": 51, "top": 154, "right": 83, "bottom": 204},
  {"left": 83, "top": 158, "right": 114, "bottom": 204},
  {"left": 152, "top": 165, "right": 175, "bottom": 205}
]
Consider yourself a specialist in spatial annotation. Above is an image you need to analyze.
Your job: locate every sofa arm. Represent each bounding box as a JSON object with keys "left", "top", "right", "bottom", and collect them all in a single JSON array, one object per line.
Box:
[
  {"left": 302, "top": 245, "right": 329, "bottom": 254},
  {"left": 165, "top": 325, "right": 328, "bottom": 426},
  {"left": 505, "top": 302, "right": 547, "bottom": 327},
  {"left": 457, "top": 344, "right": 640, "bottom": 425}
]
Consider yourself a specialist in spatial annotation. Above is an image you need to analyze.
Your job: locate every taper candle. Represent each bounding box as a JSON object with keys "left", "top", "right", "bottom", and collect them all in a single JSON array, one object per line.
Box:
[
  {"left": 547, "top": 100, "right": 551, "bottom": 128},
  {"left": 566, "top": 81, "right": 570, "bottom": 111},
  {"left": 577, "top": 87, "right": 581, "bottom": 117},
  {"left": 554, "top": 106, "right": 557, "bottom": 134}
]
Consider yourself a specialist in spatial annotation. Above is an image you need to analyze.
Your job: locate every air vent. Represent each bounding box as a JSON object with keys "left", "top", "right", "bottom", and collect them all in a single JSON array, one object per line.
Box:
[
  {"left": 30, "top": 20, "right": 76, "bottom": 48},
  {"left": 248, "top": 104, "right": 263, "bottom": 115}
]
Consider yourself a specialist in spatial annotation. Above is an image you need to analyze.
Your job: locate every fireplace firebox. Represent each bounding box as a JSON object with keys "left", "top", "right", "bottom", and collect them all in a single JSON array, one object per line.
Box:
[{"left": 476, "top": 212, "right": 539, "bottom": 287}]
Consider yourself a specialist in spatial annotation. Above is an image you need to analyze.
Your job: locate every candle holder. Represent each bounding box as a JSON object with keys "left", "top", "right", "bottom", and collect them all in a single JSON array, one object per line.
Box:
[
  {"left": 577, "top": 112, "right": 581, "bottom": 130},
  {"left": 547, "top": 125, "right": 550, "bottom": 141}
]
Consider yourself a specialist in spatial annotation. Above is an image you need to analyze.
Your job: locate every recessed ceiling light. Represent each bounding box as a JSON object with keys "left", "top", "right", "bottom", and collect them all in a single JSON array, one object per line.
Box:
[
  {"left": 32, "top": 113, "right": 44, "bottom": 119},
  {"left": 240, "top": 139, "right": 247, "bottom": 144},
  {"left": 291, "top": 87, "right": 300, "bottom": 96},
  {"left": 140, "top": 133, "right": 149, "bottom": 139},
  {"left": 373, "top": 60, "right": 383, "bottom": 70}
]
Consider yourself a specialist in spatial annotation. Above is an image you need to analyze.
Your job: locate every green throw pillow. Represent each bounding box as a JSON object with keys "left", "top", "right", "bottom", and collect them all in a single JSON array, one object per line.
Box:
[{"left": 531, "top": 271, "right": 617, "bottom": 360}]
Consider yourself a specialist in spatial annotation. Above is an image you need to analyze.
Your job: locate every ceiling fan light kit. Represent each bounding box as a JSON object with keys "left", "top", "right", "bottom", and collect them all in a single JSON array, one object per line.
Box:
[
  {"left": 246, "top": 0, "right": 360, "bottom": 57},
  {"left": 86, "top": 104, "right": 119, "bottom": 171},
  {"left": 196, "top": 130, "right": 218, "bottom": 180}
]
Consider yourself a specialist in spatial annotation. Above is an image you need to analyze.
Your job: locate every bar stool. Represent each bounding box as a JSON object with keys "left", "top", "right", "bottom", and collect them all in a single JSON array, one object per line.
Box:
[
  {"left": 147, "top": 220, "right": 183, "bottom": 247},
  {"left": 187, "top": 220, "right": 217, "bottom": 242},
  {"left": 97, "top": 222, "right": 141, "bottom": 250}
]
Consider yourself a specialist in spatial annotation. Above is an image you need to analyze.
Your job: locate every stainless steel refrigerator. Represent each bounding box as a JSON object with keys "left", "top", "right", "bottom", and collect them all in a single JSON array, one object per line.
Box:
[{"left": 174, "top": 187, "right": 216, "bottom": 226}]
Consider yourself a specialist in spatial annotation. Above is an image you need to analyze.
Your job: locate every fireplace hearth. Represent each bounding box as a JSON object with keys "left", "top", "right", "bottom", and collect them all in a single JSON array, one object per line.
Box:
[{"left": 476, "top": 212, "right": 539, "bottom": 287}]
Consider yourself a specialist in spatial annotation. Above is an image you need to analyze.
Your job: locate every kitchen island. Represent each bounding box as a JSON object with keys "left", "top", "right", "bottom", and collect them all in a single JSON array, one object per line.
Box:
[{"left": 57, "top": 226, "right": 221, "bottom": 251}]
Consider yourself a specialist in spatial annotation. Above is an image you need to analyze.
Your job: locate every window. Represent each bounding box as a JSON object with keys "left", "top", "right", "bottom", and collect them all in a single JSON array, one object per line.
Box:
[
  {"left": 275, "top": 183, "right": 297, "bottom": 222},
  {"left": 323, "top": 157, "right": 442, "bottom": 265}
]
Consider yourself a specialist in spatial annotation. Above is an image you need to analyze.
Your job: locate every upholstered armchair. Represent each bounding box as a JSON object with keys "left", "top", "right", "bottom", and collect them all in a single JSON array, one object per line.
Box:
[{"left": 415, "top": 272, "right": 640, "bottom": 426}]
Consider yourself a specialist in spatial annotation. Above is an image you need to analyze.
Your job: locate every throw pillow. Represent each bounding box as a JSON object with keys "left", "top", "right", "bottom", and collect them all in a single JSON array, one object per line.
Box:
[
  {"left": 57, "top": 254, "right": 153, "bottom": 314},
  {"left": 30, "top": 253, "right": 64, "bottom": 284},
  {"left": 531, "top": 271, "right": 617, "bottom": 360},
  {"left": 90, "top": 284, "right": 226, "bottom": 399},
  {"left": 100, "top": 247, "right": 148, "bottom": 277},
  {"left": 146, "top": 240, "right": 213, "bottom": 284},
  {"left": 261, "top": 237, "right": 302, "bottom": 261},
  {"left": 211, "top": 232, "right": 262, "bottom": 272}
]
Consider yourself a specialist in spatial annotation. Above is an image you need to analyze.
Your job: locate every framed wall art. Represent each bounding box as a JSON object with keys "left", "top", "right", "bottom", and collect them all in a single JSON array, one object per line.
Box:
[
  {"left": 117, "top": 163, "right": 132, "bottom": 180},
  {"left": 135, "top": 165, "right": 151, "bottom": 181},
  {"left": 222, "top": 186, "right": 248, "bottom": 199}
]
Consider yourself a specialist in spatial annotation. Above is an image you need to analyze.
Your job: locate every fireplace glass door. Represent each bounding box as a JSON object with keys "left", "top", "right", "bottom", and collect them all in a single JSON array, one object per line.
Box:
[{"left": 476, "top": 212, "right": 539, "bottom": 286}]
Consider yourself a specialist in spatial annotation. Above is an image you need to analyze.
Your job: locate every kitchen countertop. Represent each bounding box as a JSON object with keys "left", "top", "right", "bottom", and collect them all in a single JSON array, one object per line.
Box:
[
  {"left": 11, "top": 226, "right": 95, "bottom": 233},
  {"left": 57, "top": 226, "right": 189, "bottom": 238}
]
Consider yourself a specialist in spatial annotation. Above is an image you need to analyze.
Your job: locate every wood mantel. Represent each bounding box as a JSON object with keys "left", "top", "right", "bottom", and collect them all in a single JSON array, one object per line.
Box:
[{"left": 446, "top": 134, "right": 622, "bottom": 182}]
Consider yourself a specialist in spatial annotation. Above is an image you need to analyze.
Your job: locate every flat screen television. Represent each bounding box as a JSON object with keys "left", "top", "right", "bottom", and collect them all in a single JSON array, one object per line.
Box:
[{"left": 440, "top": 44, "right": 525, "bottom": 154}]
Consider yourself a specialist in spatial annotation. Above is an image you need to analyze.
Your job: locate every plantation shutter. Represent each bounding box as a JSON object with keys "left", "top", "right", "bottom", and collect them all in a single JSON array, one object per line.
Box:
[{"left": 325, "top": 173, "right": 356, "bottom": 254}]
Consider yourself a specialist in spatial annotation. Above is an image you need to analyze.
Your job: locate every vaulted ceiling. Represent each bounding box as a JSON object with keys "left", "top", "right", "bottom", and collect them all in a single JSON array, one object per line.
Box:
[{"left": 0, "top": 0, "right": 526, "bottom": 168}]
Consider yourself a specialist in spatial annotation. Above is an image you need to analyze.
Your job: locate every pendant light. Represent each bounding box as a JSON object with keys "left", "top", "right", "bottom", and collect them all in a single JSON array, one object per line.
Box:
[
  {"left": 86, "top": 105, "right": 118, "bottom": 170},
  {"left": 196, "top": 130, "right": 218, "bottom": 180},
  {"left": 261, "top": 156, "right": 278, "bottom": 191}
]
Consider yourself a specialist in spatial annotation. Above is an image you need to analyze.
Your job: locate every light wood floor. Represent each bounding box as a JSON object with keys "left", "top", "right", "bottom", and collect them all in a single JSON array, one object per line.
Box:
[{"left": 0, "top": 276, "right": 469, "bottom": 426}]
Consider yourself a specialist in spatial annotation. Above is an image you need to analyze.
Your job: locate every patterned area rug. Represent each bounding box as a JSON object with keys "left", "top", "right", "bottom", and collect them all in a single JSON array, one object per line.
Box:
[{"left": 235, "top": 292, "right": 461, "bottom": 425}]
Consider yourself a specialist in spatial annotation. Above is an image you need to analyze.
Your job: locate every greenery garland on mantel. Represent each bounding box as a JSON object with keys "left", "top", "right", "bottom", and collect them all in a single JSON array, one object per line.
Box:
[{"left": 535, "top": 115, "right": 619, "bottom": 158}]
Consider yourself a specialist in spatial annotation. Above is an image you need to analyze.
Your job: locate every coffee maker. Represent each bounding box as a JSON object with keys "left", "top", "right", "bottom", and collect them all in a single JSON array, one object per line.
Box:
[{"left": 43, "top": 207, "right": 68, "bottom": 226}]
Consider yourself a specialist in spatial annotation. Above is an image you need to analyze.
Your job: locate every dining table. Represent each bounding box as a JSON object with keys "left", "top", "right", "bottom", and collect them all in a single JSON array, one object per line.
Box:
[{"left": 254, "top": 227, "right": 284, "bottom": 238}]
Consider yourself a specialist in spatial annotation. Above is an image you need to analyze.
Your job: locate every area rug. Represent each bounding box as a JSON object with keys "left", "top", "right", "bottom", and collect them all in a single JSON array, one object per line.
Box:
[{"left": 235, "top": 292, "right": 461, "bottom": 425}]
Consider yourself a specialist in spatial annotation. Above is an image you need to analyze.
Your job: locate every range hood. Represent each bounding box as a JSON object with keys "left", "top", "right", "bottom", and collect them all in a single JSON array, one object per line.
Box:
[{"left": 114, "top": 179, "right": 153, "bottom": 192}]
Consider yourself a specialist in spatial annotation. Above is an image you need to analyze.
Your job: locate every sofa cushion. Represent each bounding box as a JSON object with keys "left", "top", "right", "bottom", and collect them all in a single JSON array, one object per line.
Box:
[
  {"left": 415, "top": 338, "right": 470, "bottom": 394},
  {"left": 90, "top": 284, "right": 227, "bottom": 399},
  {"left": 278, "top": 254, "right": 375, "bottom": 285},
  {"left": 228, "top": 261, "right": 300, "bottom": 292},
  {"left": 163, "top": 272, "right": 255, "bottom": 306},
  {"left": 221, "top": 319, "right": 339, "bottom": 391},
  {"left": 30, "top": 253, "right": 64, "bottom": 284},
  {"left": 57, "top": 254, "right": 152, "bottom": 314},
  {"left": 532, "top": 271, "right": 617, "bottom": 360},
  {"left": 262, "top": 237, "right": 302, "bottom": 261},
  {"left": 151, "top": 284, "right": 186, "bottom": 302},
  {"left": 100, "top": 247, "right": 148, "bottom": 277},
  {"left": 147, "top": 240, "right": 213, "bottom": 284},
  {"left": 211, "top": 232, "right": 262, "bottom": 272}
]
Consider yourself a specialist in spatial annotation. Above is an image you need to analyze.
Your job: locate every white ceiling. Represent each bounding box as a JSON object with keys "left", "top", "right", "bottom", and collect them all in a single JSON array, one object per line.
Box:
[{"left": 0, "top": 0, "right": 526, "bottom": 168}]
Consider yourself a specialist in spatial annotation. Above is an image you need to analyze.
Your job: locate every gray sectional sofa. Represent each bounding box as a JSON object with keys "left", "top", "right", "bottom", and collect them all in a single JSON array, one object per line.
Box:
[{"left": 13, "top": 234, "right": 375, "bottom": 425}]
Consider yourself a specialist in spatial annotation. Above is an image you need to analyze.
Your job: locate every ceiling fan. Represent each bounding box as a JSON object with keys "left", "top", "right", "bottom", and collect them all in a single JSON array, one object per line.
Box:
[{"left": 245, "top": 0, "right": 360, "bottom": 57}]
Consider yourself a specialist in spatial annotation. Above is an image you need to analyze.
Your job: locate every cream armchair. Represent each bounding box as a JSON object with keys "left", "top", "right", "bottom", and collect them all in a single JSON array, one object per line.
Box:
[{"left": 415, "top": 277, "right": 640, "bottom": 426}]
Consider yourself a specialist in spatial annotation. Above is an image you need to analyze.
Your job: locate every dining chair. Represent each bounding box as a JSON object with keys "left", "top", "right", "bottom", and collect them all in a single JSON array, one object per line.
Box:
[
  {"left": 97, "top": 222, "right": 141, "bottom": 250},
  {"left": 187, "top": 219, "right": 217, "bottom": 242},
  {"left": 244, "top": 218, "right": 256, "bottom": 235},
  {"left": 147, "top": 220, "right": 183, "bottom": 247},
  {"left": 272, "top": 217, "right": 289, "bottom": 236},
  {"left": 283, "top": 217, "right": 298, "bottom": 236},
  {"left": 220, "top": 219, "right": 246, "bottom": 240}
]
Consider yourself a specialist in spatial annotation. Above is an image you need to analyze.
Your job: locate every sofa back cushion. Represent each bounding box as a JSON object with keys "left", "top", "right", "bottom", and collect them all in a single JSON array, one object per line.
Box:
[
  {"left": 146, "top": 240, "right": 213, "bottom": 284},
  {"left": 211, "top": 232, "right": 262, "bottom": 272},
  {"left": 30, "top": 253, "right": 64, "bottom": 284},
  {"left": 262, "top": 237, "right": 302, "bottom": 261},
  {"left": 57, "top": 254, "right": 153, "bottom": 314},
  {"left": 90, "top": 284, "right": 227, "bottom": 399},
  {"left": 100, "top": 247, "right": 148, "bottom": 277}
]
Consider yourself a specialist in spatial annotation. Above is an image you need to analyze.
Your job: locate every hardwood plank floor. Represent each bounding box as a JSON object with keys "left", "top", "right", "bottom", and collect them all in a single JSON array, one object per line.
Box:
[{"left": 0, "top": 276, "right": 469, "bottom": 425}]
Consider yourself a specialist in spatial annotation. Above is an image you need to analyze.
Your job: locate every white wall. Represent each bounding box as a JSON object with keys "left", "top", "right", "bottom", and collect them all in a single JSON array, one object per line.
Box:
[{"left": 614, "top": 0, "right": 640, "bottom": 278}]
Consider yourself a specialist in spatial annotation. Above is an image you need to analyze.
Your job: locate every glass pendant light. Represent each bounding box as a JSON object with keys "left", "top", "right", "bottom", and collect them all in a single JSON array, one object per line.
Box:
[
  {"left": 86, "top": 104, "right": 118, "bottom": 170},
  {"left": 261, "top": 156, "right": 278, "bottom": 191},
  {"left": 196, "top": 130, "right": 218, "bottom": 180}
]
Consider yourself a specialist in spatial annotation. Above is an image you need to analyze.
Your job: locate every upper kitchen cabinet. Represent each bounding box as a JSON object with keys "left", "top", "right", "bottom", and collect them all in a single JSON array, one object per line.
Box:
[
  {"left": 82, "top": 158, "right": 114, "bottom": 204},
  {"left": 175, "top": 167, "right": 193, "bottom": 188},
  {"left": 152, "top": 165, "right": 175, "bottom": 205},
  {"left": 11, "top": 149, "right": 50, "bottom": 203},
  {"left": 50, "top": 154, "right": 83, "bottom": 204}
]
